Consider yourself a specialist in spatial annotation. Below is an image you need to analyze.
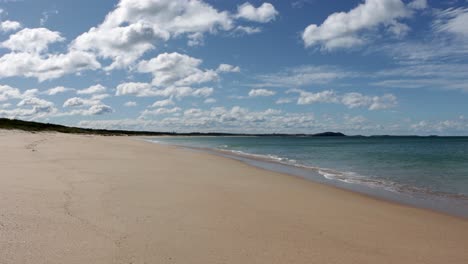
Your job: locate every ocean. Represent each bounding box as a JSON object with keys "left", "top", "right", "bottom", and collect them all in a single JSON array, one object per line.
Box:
[{"left": 148, "top": 136, "right": 468, "bottom": 217}]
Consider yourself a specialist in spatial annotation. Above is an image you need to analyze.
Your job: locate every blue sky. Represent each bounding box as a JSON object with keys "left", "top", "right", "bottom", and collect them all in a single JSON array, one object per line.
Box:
[{"left": 0, "top": 0, "right": 467, "bottom": 135}]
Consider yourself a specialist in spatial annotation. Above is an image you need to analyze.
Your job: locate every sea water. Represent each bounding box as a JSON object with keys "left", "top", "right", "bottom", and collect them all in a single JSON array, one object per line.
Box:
[{"left": 148, "top": 136, "right": 468, "bottom": 217}]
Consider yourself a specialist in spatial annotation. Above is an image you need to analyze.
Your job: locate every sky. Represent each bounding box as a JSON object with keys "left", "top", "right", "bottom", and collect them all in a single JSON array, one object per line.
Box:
[{"left": 0, "top": 0, "right": 467, "bottom": 135}]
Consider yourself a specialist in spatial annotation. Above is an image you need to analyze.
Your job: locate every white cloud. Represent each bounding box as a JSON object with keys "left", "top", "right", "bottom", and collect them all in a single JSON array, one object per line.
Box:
[
  {"left": 410, "top": 118, "right": 468, "bottom": 133},
  {"left": 0, "top": 85, "right": 22, "bottom": 101},
  {"left": 408, "top": 0, "right": 427, "bottom": 10},
  {"left": 63, "top": 97, "right": 87, "bottom": 107},
  {"left": 140, "top": 107, "right": 181, "bottom": 117},
  {"left": 187, "top": 32, "right": 204, "bottom": 46},
  {"left": 0, "top": 20, "right": 22, "bottom": 32},
  {"left": 0, "top": 85, "right": 56, "bottom": 119},
  {"left": 85, "top": 104, "right": 113, "bottom": 115},
  {"left": 17, "top": 97, "right": 54, "bottom": 109},
  {"left": 46, "top": 87, "right": 65, "bottom": 97},
  {"left": 124, "top": 101, "right": 137, "bottom": 107},
  {"left": 255, "top": 65, "right": 352, "bottom": 88},
  {"left": 116, "top": 82, "right": 153, "bottom": 97},
  {"left": 2, "top": 28, "right": 65, "bottom": 54},
  {"left": 433, "top": 7, "right": 468, "bottom": 39},
  {"left": 99, "top": 106, "right": 316, "bottom": 134},
  {"left": 295, "top": 90, "right": 338, "bottom": 104},
  {"left": 151, "top": 98, "right": 174, "bottom": 108},
  {"left": 0, "top": 103, "right": 11, "bottom": 109},
  {"left": 70, "top": 0, "right": 279, "bottom": 69},
  {"left": 0, "top": 102, "right": 56, "bottom": 120},
  {"left": 0, "top": 85, "right": 40, "bottom": 102},
  {"left": 76, "top": 84, "right": 106, "bottom": 95},
  {"left": 61, "top": 93, "right": 113, "bottom": 116},
  {"left": 248, "top": 88, "right": 275, "bottom": 97},
  {"left": 217, "top": 63, "right": 240, "bottom": 73},
  {"left": 0, "top": 50, "right": 101, "bottom": 81},
  {"left": 236, "top": 2, "right": 278, "bottom": 23},
  {"left": 71, "top": 22, "right": 170, "bottom": 70},
  {"left": 137, "top": 52, "right": 218, "bottom": 87},
  {"left": 290, "top": 89, "right": 397, "bottom": 110},
  {"left": 116, "top": 82, "right": 213, "bottom": 98},
  {"left": 40, "top": 9, "right": 59, "bottom": 26},
  {"left": 204, "top": 98, "right": 216, "bottom": 104},
  {"left": 275, "top": 98, "right": 294, "bottom": 104},
  {"left": 45, "top": 86, "right": 74, "bottom": 95},
  {"left": 71, "top": 0, "right": 238, "bottom": 69},
  {"left": 302, "top": 0, "right": 417, "bottom": 50},
  {"left": 341, "top": 92, "right": 397, "bottom": 110},
  {"left": 234, "top": 26, "right": 262, "bottom": 35}
]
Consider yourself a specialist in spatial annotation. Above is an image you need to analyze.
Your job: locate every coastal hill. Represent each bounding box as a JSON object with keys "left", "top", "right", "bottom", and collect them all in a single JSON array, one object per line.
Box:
[{"left": 0, "top": 118, "right": 346, "bottom": 137}]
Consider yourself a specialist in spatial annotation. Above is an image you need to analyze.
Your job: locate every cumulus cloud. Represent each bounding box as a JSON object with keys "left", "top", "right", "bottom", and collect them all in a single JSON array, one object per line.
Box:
[
  {"left": 45, "top": 86, "right": 74, "bottom": 95},
  {"left": 62, "top": 91, "right": 113, "bottom": 116},
  {"left": 124, "top": 101, "right": 137, "bottom": 107},
  {"left": 71, "top": 0, "right": 278, "bottom": 69},
  {"left": 116, "top": 82, "right": 213, "bottom": 98},
  {"left": 295, "top": 90, "right": 338, "bottom": 104},
  {"left": 302, "top": 0, "right": 425, "bottom": 50},
  {"left": 140, "top": 107, "right": 181, "bottom": 117},
  {"left": 17, "top": 97, "right": 54, "bottom": 109},
  {"left": 63, "top": 97, "right": 87, "bottom": 107},
  {"left": 341, "top": 92, "right": 397, "bottom": 110},
  {"left": 0, "top": 85, "right": 24, "bottom": 101},
  {"left": 116, "top": 82, "right": 153, "bottom": 97},
  {"left": 290, "top": 89, "right": 397, "bottom": 110},
  {"left": 0, "top": 20, "right": 22, "bottom": 32},
  {"left": 255, "top": 65, "right": 352, "bottom": 88},
  {"left": 234, "top": 26, "right": 262, "bottom": 35},
  {"left": 71, "top": 0, "right": 234, "bottom": 69},
  {"left": 0, "top": 50, "right": 101, "bottom": 81},
  {"left": 94, "top": 105, "right": 318, "bottom": 134},
  {"left": 0, "top": 85, "right": 38, "bottom": 102},
  {"left": 137, "top": 52, "right": 218, "bottom": 87},
  {"left": 236, "top": 2, "right": 278, "bottom": 23},
  {"left": 248, "top": 89, "right": 275, "bottom": 97},
  {"left": 204, "top": 98, "right": 216, "bottom": 104},
  {"left": 0, "top": 85, "right": 57, "bottom": 119},
  {"left": 151, "top": 98, "right": 174, "bottom": 107},
  {"left": 84, "top": 104, "right": 113, "bottom": 115},
  {"left": 71, "top": 22, "right": 170, "bottom": 70},
  {"left": 217, "top": 63, "right": 240, "bottom": 73},
  {"left": 76, "top": 84, "right": 106, "bottom": 95},
  {"left": 2, "top": 28, "right": 64, "bottom": 54},
  {"left": 0, "top": 103, "right": 56, "bottom": 119}
]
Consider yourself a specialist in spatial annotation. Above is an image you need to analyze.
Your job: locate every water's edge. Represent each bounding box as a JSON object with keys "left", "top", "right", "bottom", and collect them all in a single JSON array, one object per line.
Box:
[{"left": 145, "top": 138, "right": 468, "bottom": 219}]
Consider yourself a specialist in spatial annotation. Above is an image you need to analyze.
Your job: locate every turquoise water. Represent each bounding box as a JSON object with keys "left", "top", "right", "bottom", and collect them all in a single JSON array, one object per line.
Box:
[{"left": 150, "top": 136, "right": 468, "bottom": 214}]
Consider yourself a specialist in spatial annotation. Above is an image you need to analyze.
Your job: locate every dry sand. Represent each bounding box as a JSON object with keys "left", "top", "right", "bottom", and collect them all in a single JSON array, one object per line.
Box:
[{"left": 0, "top": 130, "right": 467, "bottom": 264}]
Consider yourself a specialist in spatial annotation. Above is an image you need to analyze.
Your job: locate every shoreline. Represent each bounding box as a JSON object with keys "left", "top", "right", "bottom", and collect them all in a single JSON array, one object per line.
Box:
[
  {"left": 2, "top": 131, "right": 468, "bottom": 263},
  {"left": 145, "top": 137, "right": 468, "bottom": 219}
]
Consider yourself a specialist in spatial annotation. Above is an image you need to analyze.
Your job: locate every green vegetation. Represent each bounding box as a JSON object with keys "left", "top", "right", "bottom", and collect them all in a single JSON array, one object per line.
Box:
[{"left": 0, "top": 118, "right": 169, "bottom": 136}]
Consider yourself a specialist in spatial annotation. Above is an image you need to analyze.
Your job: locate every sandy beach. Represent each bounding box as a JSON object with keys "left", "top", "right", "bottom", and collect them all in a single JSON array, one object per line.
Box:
[{"left": 1, "top": 131, "right": 467, "bottom": 264}]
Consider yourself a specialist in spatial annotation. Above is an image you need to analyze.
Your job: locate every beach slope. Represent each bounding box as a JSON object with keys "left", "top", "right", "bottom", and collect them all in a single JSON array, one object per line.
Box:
[{"left": 1, "top": 131, "right": 467, "bottom": 263}]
